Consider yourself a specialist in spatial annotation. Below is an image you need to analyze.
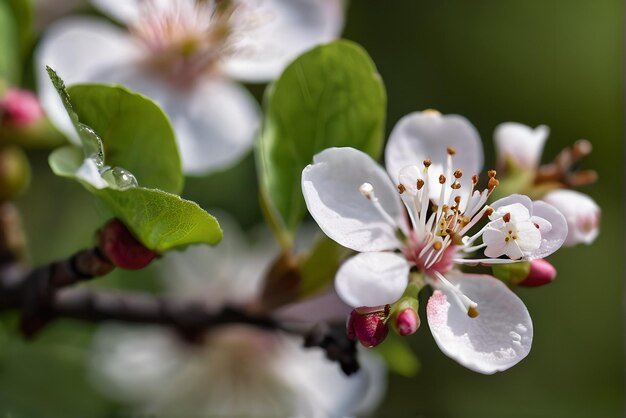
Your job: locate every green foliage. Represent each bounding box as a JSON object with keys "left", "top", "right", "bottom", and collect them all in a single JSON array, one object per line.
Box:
[
  {"left": 68, "top": 84, "right": 183, "bottom": 194},
  {"left": 298, "top": 236, "right": 352, "bottom": 298},
  {"left": 0, "top": 1, "right": 19, "bottom": 85},
  {"left": 257, "top": 40, "right": 386, "bottom": 244},
  {"left": 491, "top": 261, "right": 531, "bottom": 287},
  {"left": 46, "top": 69, "right": 221, "bottom": 252},
  {"left": 375, "top": 333, "right": 421, "bottom": 377}
]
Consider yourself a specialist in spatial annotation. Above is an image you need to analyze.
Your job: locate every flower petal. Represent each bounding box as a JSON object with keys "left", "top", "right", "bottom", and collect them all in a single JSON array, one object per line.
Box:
[
  {"left": 494, "top": 122, "right": 549, "bottom": 169},
  {"left": 90, "top": 0, "right": 142, "bottom": 24},
  {"left": 103, "top": 67, "right": 261, "bottom": 175},
  {"left": 527, "top": 200, "right": 568, "bottom": 259},
  {"left": 35, "top": 17, "right": 143, "bottom": 143},
  {"left": 302, "top": 147, "right": 405, "bottom": 252},
  {"left": 489, "top": 194, "right": 533, "bottom": 216},
  {"left": 224, "top": 0, "right": 344, "bottom": 82},
  {"left": 427, "top": 274, "right": 533, "bottom": 374},
  {"left": 542, "top": 189, "right": 600, "bottom": 246},
  {"left": 335, "top": 252, "right": 409, "bottom": 308},
  {"left": 385, "top": 111, "right": 483, "bottom": 200}
]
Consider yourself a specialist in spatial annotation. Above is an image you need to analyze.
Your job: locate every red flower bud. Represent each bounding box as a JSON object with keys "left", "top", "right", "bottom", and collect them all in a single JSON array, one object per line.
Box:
[
  {"left": 99, "top": 219, "right": 157, "bottom": 270},
  {"left": 395, "top": 308, "right": 420, "bottom": 336},
  {"left": 0, "top": 88, "right": 44, "bottom": 126},
  {"left": 347, "top": 308, "right": 388, "bottom": 348},
  {"left": 520, "top": 259, "right": 557, "bottom": 287}
]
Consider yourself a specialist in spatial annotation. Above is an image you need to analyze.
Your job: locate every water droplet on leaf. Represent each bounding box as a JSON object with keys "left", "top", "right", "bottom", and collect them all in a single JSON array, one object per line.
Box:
[
  {"left": 100, "top": 166, "right": 138, "bottom": 190},
  {"left": 77, "top": 122, "right": 104, "bottom": 166}
]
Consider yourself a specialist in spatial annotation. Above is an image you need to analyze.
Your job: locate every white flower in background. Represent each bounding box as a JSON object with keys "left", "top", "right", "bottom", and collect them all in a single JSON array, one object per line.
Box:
[
  {"left": 90, "top": 218, "right": 385, "bottom": 417},
  {"left": 494, "top": 122, "right": 549, "bottom": 170},
  {"left": 494, "top": 121, "right": 600, "bottom": 246},
  {"left": 542, "top": 189, "right": 600, "bottom": 246},
  {"left": 36, "top": 0, "right": 344, "bottom": 175},
  {"left": 301, "top": 110, "right": 569, "bottom": 374}
]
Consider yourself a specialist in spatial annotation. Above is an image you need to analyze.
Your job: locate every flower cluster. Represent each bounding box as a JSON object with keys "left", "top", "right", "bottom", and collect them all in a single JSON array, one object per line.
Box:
[{"left": 302, "top": 110, "right": 569, "bottom": 374}]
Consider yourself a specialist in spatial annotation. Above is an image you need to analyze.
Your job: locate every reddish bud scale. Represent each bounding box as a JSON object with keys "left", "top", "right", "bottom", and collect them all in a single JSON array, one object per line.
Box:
[
  {"left": 99, "top": 219, "right": 157, "bottom": 270},
  {"left": 347, "top": 309, "right": 388, "bottom": 348}
]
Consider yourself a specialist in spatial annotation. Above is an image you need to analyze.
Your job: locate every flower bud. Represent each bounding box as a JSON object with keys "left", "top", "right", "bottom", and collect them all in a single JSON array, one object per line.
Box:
[
  {"left": 0, "top": 146, "right": 31, "bottom": 201},
  {"left": 542, "top": 189, "right": 600, "bottom": 246},
  {"left": 0, "top": 88, "right": 44, "bottom": 127},
  {"left": 98, "top": 219, "right": 157, "bottom": 270},
  {"left": 491, "top": 262, "right": 531, "bottom": 287},
  {"left": 494, "top": 122, "right": 549, "bottom": 171},
  {"left": 520, "top": 259, "right": 557, "bottom": 287},
  {"left": 347, "top": 309, "right": 388, "bottom": 348},
  {"left": 394, "top": 308, "right": 420, "bottom": 336}
]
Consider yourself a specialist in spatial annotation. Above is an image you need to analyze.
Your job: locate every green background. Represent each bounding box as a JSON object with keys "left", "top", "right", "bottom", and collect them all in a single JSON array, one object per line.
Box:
[{"left": 5, "top": 0, "right": 624, "bottom": 417}]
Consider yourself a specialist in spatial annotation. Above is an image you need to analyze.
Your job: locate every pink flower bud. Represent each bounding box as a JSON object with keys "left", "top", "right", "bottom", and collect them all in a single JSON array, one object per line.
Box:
[
  {"left": 395, "top": 308, "right": 420, "bottom": 336},
  {"left": 347, "top": 309, "right": 388, "bottom": 348},
  {"left": 520, "top": 259, "right": 557, "bottom": 287},
  {"left": 0, "top": 89, "right": 44, "bottom": 126},
  {"left": 98, "top": 219, "right": 157, "bottom": 270}
]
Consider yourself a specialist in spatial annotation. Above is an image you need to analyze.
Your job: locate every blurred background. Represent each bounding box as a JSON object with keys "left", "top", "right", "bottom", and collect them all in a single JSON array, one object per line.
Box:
[{"left": 1, "top": 0, "right": 623, "bottom": 417}]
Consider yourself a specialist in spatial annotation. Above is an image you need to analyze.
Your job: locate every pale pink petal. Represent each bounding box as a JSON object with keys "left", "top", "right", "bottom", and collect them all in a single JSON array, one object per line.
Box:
[
  {"left": 542, "top": 189, "right": 600, "bottom": 246},
  {"left": 335, "top": 252, "right": 409, "bottom": 308},
  {"left": 494, "top": 122, "right": 549, "bottom": 169},
  {"left": 427, "top": 274, "right": 533, "bottom": 374},
  {"left": 385, "top": 111, "right": 483, "bottom": 201},
  {"left": 224, "top": 0, "right": 344, "bottom": 82},
  {"left": 302, "top": 147, "right": 405, "bottom": 252}
]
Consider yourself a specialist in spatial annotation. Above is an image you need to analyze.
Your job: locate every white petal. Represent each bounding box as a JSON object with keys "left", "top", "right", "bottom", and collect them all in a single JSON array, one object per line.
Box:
[
  {"left": 224, "top": 0, "right": 344, "bottom": 82},
  {"left": 90, "top": 0, "right": 142, "bottom": 24},
  {"left": 89, "top": 325, "right": 183, "bottom": 403},
  {"left": 35, "top": 17, "right": 143, "bottom": 143},
  {"left": 105, "top": 68, "right": 261, "bottom": 175},
  {"left": 489, "top": 194, "right": 533, "bottom": 216},
  {"left": 274, "top": 289, "right": 351, "bottom": 323},
  {"left": 302, "top": 147, "right": 405, "bottom": 252},
  {"left": 494, "top": 122, "right": 549, "bottom": 169},
  {"left": 515, "top": 221, "right": 542, "bottom": 252},
  {"left": 335, "top": 252, "right": 409, "bottom": 308},
  {"left": 398, "top": 165, "right": 423, "bottom": 196},
  {"left": 527, "top": 200, "right": 568, "bottom": 259},
  {"left": 385, "top": 111, "right": 483, "bottom": 201},
  {"left": 277, "top": 338, "right": 386, "bottom": 416},
  {"left": 482, "top": 228, "right": 507, "bottom": 258},
  {"left": 542, "top": 189, "right": 600, "bottom": 246},
  {"left": 427, "top": 274, "right": 533, "bottom": 374},
  {"left": 75, "top": 158, "right": 108, "bottom": 189}
]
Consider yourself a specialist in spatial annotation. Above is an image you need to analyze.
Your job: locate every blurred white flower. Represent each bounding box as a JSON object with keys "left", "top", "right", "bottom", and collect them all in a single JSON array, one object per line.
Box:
[
  {"left": 90, "top": 218, "right": 385, "bottom": 417},
  {"left": 542, "top": 189, "right": 600, "bottom": 246},
  {"left": 494, "top": 122, "right": 549, "bottom": 170},
  {"left": 494, "top": 122, "right": 601, "bottom": 246},
  {"left": 36, "top": 0, "right": 344, "bottom": 175}
]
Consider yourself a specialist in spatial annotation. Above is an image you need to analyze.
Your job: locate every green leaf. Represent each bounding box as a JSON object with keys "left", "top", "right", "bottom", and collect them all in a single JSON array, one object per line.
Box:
[
  {"left": 68, "top": 84, "right": 183, "bottom": 194},
  {"left": 50, "top": 146, "right": 221, "bottom": 252},
  {"left": 492, "top": 261, "right": 531, "bottom": 287},
  {"left": 0, "top": 1, "right": 19, "bottom": 85},
  {"left": 298, "top": 235, "right": 352, "bottom": 298},
  {"left": 7, "top": 0, "right": 33, "bottom": 61},
  {"left": 375, "top": 333, "right": 421, "bottom": 377},
  {"left": 46, "top": 69, "right": 220, "bottom": 252},
  {"left": 257, "top": 40, "right": 386, "bottom": 243}
]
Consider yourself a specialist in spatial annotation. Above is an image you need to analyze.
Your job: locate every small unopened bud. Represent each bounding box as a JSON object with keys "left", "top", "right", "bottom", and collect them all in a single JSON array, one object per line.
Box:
[
  {"left": 0, "top": 88, "right": 44, "bottom": 127},
  {"left": 98, "top": 219, "right": 157, "bottom": 270},
  {"left": 0, "top": 146, "right": 30, "bottom": 201},
  {"left": 394, "top": 308, "right": 420, "bottom": 336},
  {"left": 347, "top": 309, "right": 388, "bottom": 348},
  {"left": 520, "top": 259, "right": 557, "bottom": 287}
]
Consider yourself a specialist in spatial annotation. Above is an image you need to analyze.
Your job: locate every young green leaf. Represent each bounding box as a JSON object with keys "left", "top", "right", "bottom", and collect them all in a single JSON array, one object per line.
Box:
[
  {"left": 375, "top": 333, "right": 421, "bottom": 377},
  {"left": 256, "top": 40, "right": 386, "bottom": 243},
  {"left": 0, "top": 1, "right": 19, "bottom": 85},
  {"left": 68, "top": 84, "right": 183, "bottom": 194},
  {"left": 46, "top": 69, "right": 221, "bottom": 252}
]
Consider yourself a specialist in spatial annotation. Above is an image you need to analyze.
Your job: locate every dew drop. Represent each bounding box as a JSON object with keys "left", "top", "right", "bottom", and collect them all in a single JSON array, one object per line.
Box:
[
  {"left": 509, "top": 331, "right": 522, "bottom": 342},
  {"left": 515, "top": 324, "right": 528, "bottom": 333},
  {"left": 77, "top": 122, "right": 105, "bottom": 166},
  {"left": 100, "top": 166, "right": 138, "bottom": 190}
]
